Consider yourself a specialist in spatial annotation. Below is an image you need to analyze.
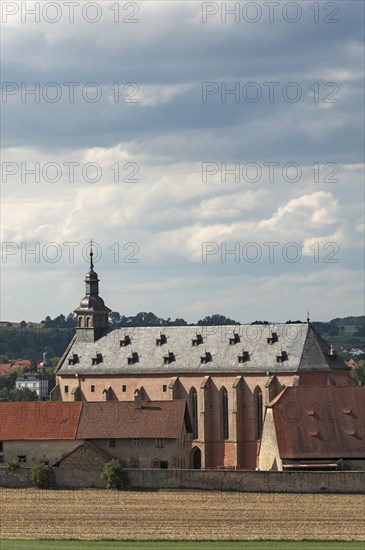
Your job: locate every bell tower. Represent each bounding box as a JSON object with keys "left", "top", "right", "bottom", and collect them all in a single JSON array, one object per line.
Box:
[{"left": 74, "top": 242, "right": 111, "bottom": 342}]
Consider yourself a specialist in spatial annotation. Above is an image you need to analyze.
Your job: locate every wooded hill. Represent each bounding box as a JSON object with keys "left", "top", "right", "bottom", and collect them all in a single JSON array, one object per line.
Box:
[{"left": 0, "top": 314, "right": 363, "bottom": 362}]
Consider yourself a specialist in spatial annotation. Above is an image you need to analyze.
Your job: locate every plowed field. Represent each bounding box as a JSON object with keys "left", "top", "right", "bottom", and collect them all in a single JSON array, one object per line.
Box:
[{"left": 1, "top": 489, "right": 364, "bottom": 540}]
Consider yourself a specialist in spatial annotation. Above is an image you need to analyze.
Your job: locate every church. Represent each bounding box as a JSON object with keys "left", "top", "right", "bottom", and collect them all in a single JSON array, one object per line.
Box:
[{"left": 53, "top": 252, "right": 354, "bottom": 470}]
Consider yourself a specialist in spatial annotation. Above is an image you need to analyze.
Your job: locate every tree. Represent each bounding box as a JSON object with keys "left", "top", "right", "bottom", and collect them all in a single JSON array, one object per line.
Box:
[
  {"left": 8, "top": 388, "right": 39, "bottom": 402},
  {"left": 351, "top": 362, "right": 365, "bottom": 385},
  {"left": 101, "top": 459, "right": 129, "bottom": 490},
  {"left": 132, "top": 312, "right": 160, "bottom": 326},
  {"left": 198, "top": 314, "right": 239, "bottom": 325},
  {"left": 0, "top": 371, "right": 18, "bottom": 392},
  {"left": 44, "top": 365, "right": 57, "bottom": 393},
  {"left": 30, "top": 463, "right": 52, "bottom": 488},
  {"left": 65, "top": 313, "right": 76, "bottom": 327},
  {"left": 173, "top": 318, "right": 188, "bottom": 326},
  {"left": 109, "top": 311, "right": 122, "bottom": 328}
]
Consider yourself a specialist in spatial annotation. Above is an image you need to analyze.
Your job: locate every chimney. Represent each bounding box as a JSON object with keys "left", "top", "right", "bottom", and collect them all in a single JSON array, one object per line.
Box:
[{"left": 134, "top": 388, "right": 142, "bottom": 409}]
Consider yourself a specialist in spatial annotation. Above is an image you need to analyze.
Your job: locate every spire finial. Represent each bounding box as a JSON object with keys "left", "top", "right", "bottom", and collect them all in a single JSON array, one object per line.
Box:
[
  {"left": 307, "top": 310, "right": 310, "bottom": 323},
  {"left": 89, "top": 239, "right": 94, "bottom": 271}
]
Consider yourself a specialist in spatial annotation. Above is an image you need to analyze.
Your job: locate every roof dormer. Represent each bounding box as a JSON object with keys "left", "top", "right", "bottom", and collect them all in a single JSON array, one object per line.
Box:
[
  {"left": 267, "top": 332, "right": 278, "bottom": 344},
  {"left": 128, "top": 352, "right": 139, "bottom": 365},
  {"left": 229, "top": 333, "right": 240, "bottom": 345},
  {"left": 120, "top": 335, "right": 131, "bottom": 347},
  {"left": 192, "top": 334, "right": 203, "bottom": 346},
  {"left": 156, "top": 333, "right": 167, "bottom": 346},
  {"left": 200, "top": 351, "right": 212, "bottom": 364}
]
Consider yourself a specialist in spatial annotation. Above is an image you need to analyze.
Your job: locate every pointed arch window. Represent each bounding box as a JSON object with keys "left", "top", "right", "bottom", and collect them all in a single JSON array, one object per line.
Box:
[
  {"left": 189, "top": 388, "right": 198, "bottom": 439},
  {"left": 254, "top": 386, "right": 263, "bottom": 440},
  {"left": 221, "top": 387, "right": 229, "bottom": 440}
]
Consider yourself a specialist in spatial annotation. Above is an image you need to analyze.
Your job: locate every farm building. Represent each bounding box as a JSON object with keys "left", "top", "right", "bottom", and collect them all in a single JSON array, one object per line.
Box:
[
  {"left": 258, "top": 385, "right": 365, "bottom": 471},
  {"left": 0, "top": 399, "right": 191, "bottom": 475},
  {"left": 52, "top": 254, "right": 354, "bottom": 470}
]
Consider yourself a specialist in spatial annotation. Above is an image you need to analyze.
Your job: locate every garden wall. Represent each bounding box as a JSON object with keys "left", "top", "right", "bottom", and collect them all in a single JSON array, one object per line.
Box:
[{"left": 1, "top": 466, "right": 364, "bottom": 493}]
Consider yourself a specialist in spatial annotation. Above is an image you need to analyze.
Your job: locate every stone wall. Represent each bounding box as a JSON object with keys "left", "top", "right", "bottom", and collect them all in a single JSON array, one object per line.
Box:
[
  {"left": 0, "top": 467, "right": 32, "bottom": 488},
  {"left": 126, "top": 469, "right": 365, "bottom": 494},
  {"left": 1, "top": 466, "right": 364, "bottom": 493},
  {"left": 54, "top": 444, "right": 107, "bottom": 488}
]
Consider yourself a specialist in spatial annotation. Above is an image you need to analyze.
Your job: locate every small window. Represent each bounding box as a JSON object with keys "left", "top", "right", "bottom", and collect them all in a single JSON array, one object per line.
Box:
[
  {"left": 108, "top": 438, "right": 116, "bottom": 448},
  {"left": 132, "top": 438, "right": 140, "bottom": 447},
  {"left": 130, "top": 458, "right": 139, "bottom": 468},
  {"left": 92, "top": 353, "right": 103, "bottom": 365},
  {"left": 122, "top": 385, "right": 127, "bottom": 392},
  {"left": 18, "top": 455, "right": 26, "bottom": 463},
  {"left": 162, "top": 384, "right": 167, "bottom": 392},
  {"left": 64, "top": 386, "right": 69, "bottom": 393},
  {"left": 156, "top": 438, "right": 165, "bottom": 448},
  {"left": 128, "top": 352, "right": 139, "bottom": 365},
  {"left": 156, "top": 334, "right": 167, "bottom": 346},
  {"left": 0, "top": 456, "right": 3, "bottom": 463},
  {"left": 267, "top": 332, "right": 278, "bottom": 344},
  {"left": 238, "top": 351, "right": 250, "bottom": 363},
  {"left": 229, "top": 333, "right": 240, "bottom": 345},
  {"left": 68, "top": 354, "right": 79, "bottom": 365},
  {"left": 276, "top": 351, "right": 288, "bottom": 363},
  {"left": 200, "top": 351, "right": 212, "bottom": 364},
  {"left": 91, "top": 385, "right": 96, "bottom": 393},
  {"left": 0, "top": 442, "right": 3, "bottom": 452},
  {"left": 160, "top": 460, "right": 168, "bottom": 469},
  {"left": 120, "top": 335, "right": 131, "bottom": 347},
  {"left": 151, "top": 458, "right": 160, "bottom": 468},
  {"left": 192, "top": 334, "right": 203, "bottom": 346},
  {"left": 163, "top": 352, "right": 175, "bottom": 365}
]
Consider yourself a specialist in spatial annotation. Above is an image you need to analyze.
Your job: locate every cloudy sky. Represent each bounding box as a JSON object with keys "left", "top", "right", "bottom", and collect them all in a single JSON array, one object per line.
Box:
[{"left": 1, "top": 0, "right": 364, "bottom": 323}]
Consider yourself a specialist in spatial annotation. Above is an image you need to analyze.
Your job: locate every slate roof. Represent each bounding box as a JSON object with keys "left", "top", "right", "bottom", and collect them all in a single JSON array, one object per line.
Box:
[
  {"left": 56, "top": 323, "right": 348, "bottom": 376},
  {"left": 268, "top": 386, "right": 365, "bottom": 459},
  {"left": 0, "top": 400, "right": 189, "bottom": 441},
  {"left": 16, "top": 371, "right": 46, "bottom": 381}
]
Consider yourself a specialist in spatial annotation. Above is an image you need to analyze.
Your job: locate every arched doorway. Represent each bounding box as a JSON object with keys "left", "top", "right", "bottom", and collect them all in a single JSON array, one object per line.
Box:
[{"left": 189, "top": 446, "right": 201, "bottom": 469}]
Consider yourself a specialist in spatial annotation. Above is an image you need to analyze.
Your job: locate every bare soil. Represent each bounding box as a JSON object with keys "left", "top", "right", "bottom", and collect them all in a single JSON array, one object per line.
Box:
[{"left": 0, "top": 489, "right": 364, "bottom": 540}]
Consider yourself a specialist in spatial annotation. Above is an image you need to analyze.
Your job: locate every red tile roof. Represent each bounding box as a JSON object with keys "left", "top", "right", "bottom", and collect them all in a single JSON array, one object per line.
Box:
[
  {"left": 77, "top": 400, "right": 188, "bottom": 439},
  {"left": 0, "top": 400, "right": 189, "bottom": 441},
  {"left": 345, "top": 359, "right": 359, "bottom": 369},
  {"left": 0, "top": 402, "right": 82, "bottom": 440},
  {"left": 268, "top": 386, "right": 365, "bottom": 459},
  {"left": 14, "top": 360, "right": 31, "bottom": 367},
  {"left": 0, "top": 364, "right": 12, "bottom": 376},
  {"left": 0, "top": 360, "right": 32, "bottom": 376}
]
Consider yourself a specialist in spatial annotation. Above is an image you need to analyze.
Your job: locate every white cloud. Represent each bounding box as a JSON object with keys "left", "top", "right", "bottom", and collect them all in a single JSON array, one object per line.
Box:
[{"left": 1, "top": 2, "right": 364, "bottom": 322}]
